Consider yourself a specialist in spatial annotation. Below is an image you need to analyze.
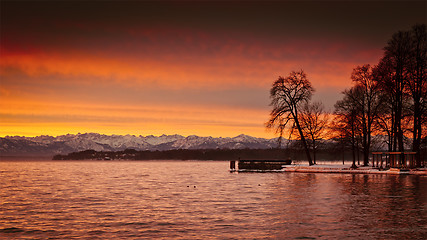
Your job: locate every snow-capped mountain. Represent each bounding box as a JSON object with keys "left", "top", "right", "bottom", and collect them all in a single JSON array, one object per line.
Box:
[
  {"left": 1, "top": 133, "right": 284, "bottom": 156},
  {"left": 142, "top": 134, "right": 184, "bottom": 145}
]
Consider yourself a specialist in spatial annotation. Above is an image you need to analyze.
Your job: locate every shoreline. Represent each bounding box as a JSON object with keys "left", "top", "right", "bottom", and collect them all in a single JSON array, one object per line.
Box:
[{"left": 231, "top": 164, "right": 427, "bottom": 175}]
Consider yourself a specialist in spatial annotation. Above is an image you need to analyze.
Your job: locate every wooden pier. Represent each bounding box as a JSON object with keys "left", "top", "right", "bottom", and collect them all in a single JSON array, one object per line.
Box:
[
  {"left": 229, "top": 158, "right": 426, "bottom": 175},
  {"left": 230, "top": 159, "right": 292, "bottom": 171},
  {"left": 371, "top": 152, "right": 423, "bottom": 169}
]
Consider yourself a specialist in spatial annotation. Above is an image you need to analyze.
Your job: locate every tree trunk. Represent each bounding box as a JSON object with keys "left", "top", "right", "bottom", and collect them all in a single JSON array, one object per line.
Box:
[
  {"left": 294, "top": 117, "right": 314, "bottom": 165},
  {"left": 413, "top": 101, "right": 421, "bottom": 167},
  {"left": 416, "top": 123, "right": 422, "bottom": 167},
  {"left": 312, "top": 139, "right": 317, "bottom": 165},
  {"left": 351, "top": 129, "right": 356, "bottom": 168},
  {"left": 357, "top": 143, "right": 360, "bottom": 165},
  {"left": 367, "top": 129, "right": 371, "bottom": 167},
  {"left": 396, "top": 60, "right": 405, "bottom": 163},
  {"left": 397, "top": 95, "right": 404, "bottom": 164},
  {"left": 362, "top": 124, "right": 369, "bottom": 166}
]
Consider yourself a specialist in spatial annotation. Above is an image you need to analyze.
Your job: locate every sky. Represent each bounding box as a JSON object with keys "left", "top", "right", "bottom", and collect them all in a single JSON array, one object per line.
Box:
[{"left": 0, "top": 1, "right": 425, "bottom": 138}]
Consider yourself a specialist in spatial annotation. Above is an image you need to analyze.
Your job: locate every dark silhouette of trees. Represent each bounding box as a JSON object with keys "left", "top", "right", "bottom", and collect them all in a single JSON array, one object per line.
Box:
[
  {"left": 373, "top": 59, "right": 396, "bottom": 152},
  {"left": 407, "top": 24, "right": 426, "bottom": 166},
  {"left": 334, "top": 65, "right": 383, "bottom": 166},
  {"left": 380, "top": 29, "right": 412, "bottom": 155},
  {"left": 350, "top": 64, "right": 384, "bottom": 166},
  {"left": 262, "top": 24, "right": 424, "bottom": 166},
  {"left": 332, "top": 23, "right": 426, "bottom": 167},
  {"left": 293, "top": 101, "right": 330, "bottom": 164},
  {"left": 266, "top": 70, "right": 314, "bottom": 165},
  {"left": 334, "top": 87, "right": 363, "bottom": 168},
  {"left": 374, "top": 23, "right": 426, "bottom": 166}
]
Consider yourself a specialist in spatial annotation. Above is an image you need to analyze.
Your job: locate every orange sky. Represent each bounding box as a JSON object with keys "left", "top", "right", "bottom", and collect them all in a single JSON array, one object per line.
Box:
[{"left": 1, "top": 1, "right": 425, "bottom": 138}]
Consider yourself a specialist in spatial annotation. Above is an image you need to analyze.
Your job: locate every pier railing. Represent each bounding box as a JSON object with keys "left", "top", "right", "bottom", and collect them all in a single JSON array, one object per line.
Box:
[{"left": 371, "top": 152, "right": 423, "bottom": 169}]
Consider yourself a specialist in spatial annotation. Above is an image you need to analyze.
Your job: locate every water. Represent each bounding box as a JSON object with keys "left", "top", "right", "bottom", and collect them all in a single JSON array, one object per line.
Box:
[{"left": 0, "top": 160, "right": 426, "bottom": 239}]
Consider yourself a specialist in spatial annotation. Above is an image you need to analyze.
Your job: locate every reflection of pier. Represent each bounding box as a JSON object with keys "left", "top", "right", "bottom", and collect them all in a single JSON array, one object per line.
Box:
[{"left": 371, "top": 152, "right": 423, "bottom": 169}]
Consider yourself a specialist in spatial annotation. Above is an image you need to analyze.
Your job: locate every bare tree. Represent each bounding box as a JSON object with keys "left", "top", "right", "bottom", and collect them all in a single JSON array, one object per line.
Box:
[
  {"left": 350, "top": 64, "right": 384, "bottom": 166},
  {"left": 334, "top": 87, "right": 363, "bottom": 168},
  {"left": 375, "top": 103, "right": 394, "bottom": 152},
  {"left": 382, "top": 30, "right": 412, "bottom": 155},
  {"left": 407, "top": 24, "right": 427, "bottom": 167},
  {"left": 266, "top": 70, "right": 314, "bottom": 165},
  {"left": 294, "top": 102, "right": 330, "bottom": 164},
  {"left": 373, "top": 59, "right": 396, "bottom": 152},
  {"left": 374, "top": 24, "right": 426, "bottom": 166}
]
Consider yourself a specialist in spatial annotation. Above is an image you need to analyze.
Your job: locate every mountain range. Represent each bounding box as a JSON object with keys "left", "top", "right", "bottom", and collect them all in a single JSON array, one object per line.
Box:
[{"left": 0, "top": 133, "right": 289, "bottom": 157}]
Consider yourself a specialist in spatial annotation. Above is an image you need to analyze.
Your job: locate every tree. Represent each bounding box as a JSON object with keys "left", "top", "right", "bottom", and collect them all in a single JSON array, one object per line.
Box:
[
  {"left": 375, "top": 24, "right": 426, "bottom": 166},
  {"left": 381, "top": 30, "right": 412, "bottom": 155},
  {"left": 350, "top": 64, "right": 384, "bottom": 166},
  {"left": 374, "top": 58, "right": 413, "bottom": 152},
  {"left": 294, "top": 101, "right": 330, "bottom": 164},
  {"left": 266, "top": 70, "right": 314, "bottom": 165},
  {"left": 334, "top": 87, "right": 364, "bottom": 168},
  {"left": 407, "top": 24, "right": 426, "bottom": 167},
  {"left": 373, "top": 59, "right": 396, "bottom": 152}
]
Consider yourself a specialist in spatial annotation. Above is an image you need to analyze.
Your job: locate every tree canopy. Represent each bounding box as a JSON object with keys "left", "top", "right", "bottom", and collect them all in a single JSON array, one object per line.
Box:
[{"left": 266, "top": 70, "right": 314, "bottom": 165}]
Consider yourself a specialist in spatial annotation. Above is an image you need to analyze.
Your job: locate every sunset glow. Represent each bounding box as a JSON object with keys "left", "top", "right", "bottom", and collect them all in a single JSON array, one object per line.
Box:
[{"left": 1, "top": 1, "right": 424, "bottom": 138}]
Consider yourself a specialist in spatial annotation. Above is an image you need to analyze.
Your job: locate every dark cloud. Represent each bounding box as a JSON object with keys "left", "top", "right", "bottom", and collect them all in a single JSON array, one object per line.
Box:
[{"left": 2, "top": 1, "right": 425, "bottom": 53}]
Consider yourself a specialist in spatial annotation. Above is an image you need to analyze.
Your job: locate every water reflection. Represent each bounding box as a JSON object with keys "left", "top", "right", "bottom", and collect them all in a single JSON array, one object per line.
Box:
[
  {"left": 264, "top": 173, "right": 427, "bottom": 239},
  {"left": 0, "top": 161, "right": 426, "bottom": 239}
]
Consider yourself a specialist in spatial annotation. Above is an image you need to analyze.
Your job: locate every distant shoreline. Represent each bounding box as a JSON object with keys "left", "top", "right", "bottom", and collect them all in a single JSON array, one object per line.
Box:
[{"left": 50, "top": 148, "right": 351, "bottom": 162}]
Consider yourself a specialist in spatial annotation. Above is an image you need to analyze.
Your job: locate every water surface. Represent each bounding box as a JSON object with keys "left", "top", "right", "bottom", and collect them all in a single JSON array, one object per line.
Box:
[{"left": 0, "top": 160, "right": 426, "bottom": 239}]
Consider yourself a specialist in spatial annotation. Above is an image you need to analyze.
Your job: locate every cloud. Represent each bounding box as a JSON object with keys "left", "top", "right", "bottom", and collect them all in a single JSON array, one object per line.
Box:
[
  {"left": 1, "top": 28, "right": 382, "bottom": 91},
  {"left": 2, "top": 1, "right": 422, "bottom": 137},
  {"left": 0, "top": 99, "right": 269, "bottom": 137}
]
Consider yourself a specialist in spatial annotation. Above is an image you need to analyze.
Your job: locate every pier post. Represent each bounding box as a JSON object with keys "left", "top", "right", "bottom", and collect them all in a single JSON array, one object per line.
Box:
[
  {"left": 404, "top": 154, "right": 408, "bottom": 168},
  {"left": 376, "top": 155, "right": 379, "bottom": 168},
  {"left": 375, "top": 155, "right": 378, "bottom": 167},
  {"left": 391, "top": 154, "right": 395, "bottom": 168},
  {"left": 375, "top": 154, "right": 377, "bottom": 167},
  {"left": 230, "top": 160, "right": 236, "bottom": 170}
]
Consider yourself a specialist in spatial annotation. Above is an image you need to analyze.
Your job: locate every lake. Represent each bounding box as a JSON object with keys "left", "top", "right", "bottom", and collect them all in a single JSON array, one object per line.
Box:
[{"left": 0, "top": 160, "right": 426, "bottom": 239}]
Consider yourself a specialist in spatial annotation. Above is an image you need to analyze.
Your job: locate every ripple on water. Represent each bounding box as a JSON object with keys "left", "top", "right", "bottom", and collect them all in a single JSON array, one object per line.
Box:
[
  {"left": 0, "top": 227, "right": 25, "bottom": 233},
  {"left": 0, "top": 161, "right": 426, "bottom": 239}
]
